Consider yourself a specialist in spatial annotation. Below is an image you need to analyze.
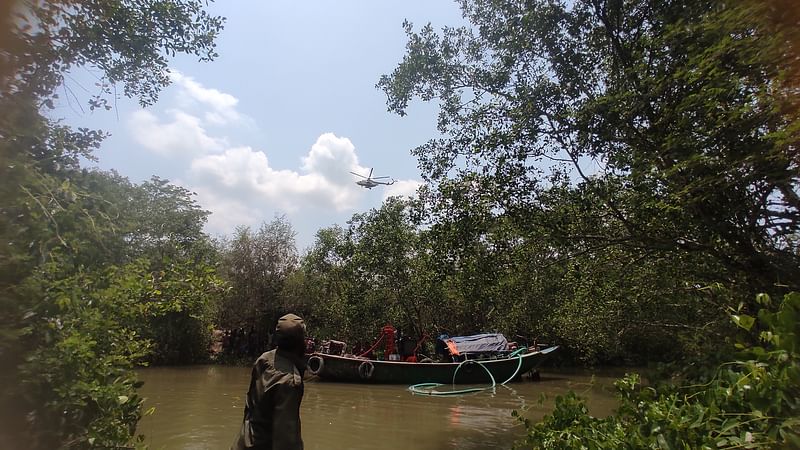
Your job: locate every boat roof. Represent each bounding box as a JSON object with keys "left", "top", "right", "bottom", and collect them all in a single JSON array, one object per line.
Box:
[{"left": 445, "top": 333, "right": 508, "bottom": 355}]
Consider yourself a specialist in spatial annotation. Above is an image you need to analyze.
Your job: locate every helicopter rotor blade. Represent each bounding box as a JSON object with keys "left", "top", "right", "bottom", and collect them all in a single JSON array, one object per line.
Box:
[
  {"left": 349, "top": 171, "right": 367, "bottom": 178},
  {"left": 371, "top": 176, "right": 391, "bottom": 179},
  {"left": 369, "top": 168, "right": 374, "bottom": 178}
]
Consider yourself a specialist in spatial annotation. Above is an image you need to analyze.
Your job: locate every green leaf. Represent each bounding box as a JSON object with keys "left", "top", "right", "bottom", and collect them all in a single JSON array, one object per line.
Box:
[{"left": 732, "top": 314, "right": 755, "bottom": 331}]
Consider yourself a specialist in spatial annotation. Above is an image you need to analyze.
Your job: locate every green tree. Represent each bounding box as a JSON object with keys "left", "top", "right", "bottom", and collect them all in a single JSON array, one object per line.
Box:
[
  {"left": 300, "top": 225, "right": 359, "bottom": 339},
  {"left": 123, "top": 176, "right": 214, "bottom": 263},
  {"left": 19, "top": 261, "right": 154, "bottom": 450},
  {"left": 379, "top": 0, "right": 800, "bottom": 299},
  {"left": 377, "top": 0, "right": 800, "bottom": 364},
  {"left": 0, "top": 0, "right": 224, "bottom": 447},
  {"left": 300, "top": 198, "right": 445, "bottom": 344},
  {"left": 3, "top": 0, "right": 223, "bottom": 106},
  {"left": 514, "top": 292, "right": 800, "bottom": 449},
  {"left": 349, "top": 199, "right": 419, "bottom": 331},
  {"left": 135, "top": 257, "right": 226, "bottom": 364},
  {"left": 217, "top": 216, "right": 300, "bottom": 337}
]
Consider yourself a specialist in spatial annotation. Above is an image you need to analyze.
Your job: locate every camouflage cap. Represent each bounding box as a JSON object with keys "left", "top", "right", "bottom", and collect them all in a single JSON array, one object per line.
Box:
[{"left": 275, "top": 313, "right": 306, "bottom": 342}]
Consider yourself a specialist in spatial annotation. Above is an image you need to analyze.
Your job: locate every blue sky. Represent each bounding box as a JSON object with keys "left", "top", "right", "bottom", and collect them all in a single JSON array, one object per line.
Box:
[{"left": 60, "top": 1, "right": 467, "bottom": 251}]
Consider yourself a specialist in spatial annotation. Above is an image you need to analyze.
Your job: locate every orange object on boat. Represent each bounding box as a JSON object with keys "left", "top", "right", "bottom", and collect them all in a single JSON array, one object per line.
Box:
[
  {"left": 382, "top": 324, "right": 396, "bottom": 356},
  {"left": 446, "top": 340, "right": 460, "bottom": 356}
]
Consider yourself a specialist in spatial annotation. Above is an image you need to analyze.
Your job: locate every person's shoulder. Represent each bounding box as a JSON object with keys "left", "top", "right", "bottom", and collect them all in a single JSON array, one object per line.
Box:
[
  {"left": 254, "top": 349, "right": 278, "bottom": 369},
  {"left": 253, "top": 349, "right": 302, "bottom": 382},
  {"left": 255, "top": 349, "right": 277, "bottom": 361},
  {"left": 255, "top": 349, "right": 295, "bottom": 371},
  {"left": 274, "top": 351, "right": 304, "bottom": 385}
]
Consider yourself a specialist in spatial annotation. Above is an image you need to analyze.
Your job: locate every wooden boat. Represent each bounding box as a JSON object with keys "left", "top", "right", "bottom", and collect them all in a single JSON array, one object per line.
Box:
[{"left": 305, "top": 345, "right": 558, "bottom": 384}]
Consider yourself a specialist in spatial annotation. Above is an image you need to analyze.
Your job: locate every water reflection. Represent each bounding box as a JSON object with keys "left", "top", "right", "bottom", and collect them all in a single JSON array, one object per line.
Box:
[{"left": 136, "top": 366, "right": 621, "bottom": 450}]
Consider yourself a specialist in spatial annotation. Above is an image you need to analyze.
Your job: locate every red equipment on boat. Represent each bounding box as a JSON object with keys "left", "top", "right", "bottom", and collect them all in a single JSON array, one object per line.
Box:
[{"left": 382, "top": 324, "right": 396, "bottom": 357}]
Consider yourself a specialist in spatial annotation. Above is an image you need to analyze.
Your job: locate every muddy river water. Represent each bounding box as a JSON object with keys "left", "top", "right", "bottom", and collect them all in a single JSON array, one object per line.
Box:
[{"left": 136, "top": 365, "right": 625, "bottom": 450}]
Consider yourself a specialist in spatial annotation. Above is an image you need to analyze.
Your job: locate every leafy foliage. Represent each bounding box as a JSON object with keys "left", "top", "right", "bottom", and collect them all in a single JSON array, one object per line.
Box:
[
  {"left": 216, "top": 216, "right": 300, "bottom": 332},
  {"left": 135, "top": 257, "right": 225, "bottom": 364},
  {"left": 1, "top": 0, "right": 225, "bottom": 447},
  {"left": 20, "top": 262, "right": 153, "bottom": 449},
  {"left": 295, "top": 191, "right": 723, "bottom": 363},
  {"left": 4, "top": 0, "right": 224, "bottom": 106},
  {"left": 514, "top": 292, "right": 800, "bottom": 449},
  {"left": 301, "top": 199, "right": 430, "bottom": 342},
  {"left": 379, "top": 0, "right": 800, "bottom": 302}
]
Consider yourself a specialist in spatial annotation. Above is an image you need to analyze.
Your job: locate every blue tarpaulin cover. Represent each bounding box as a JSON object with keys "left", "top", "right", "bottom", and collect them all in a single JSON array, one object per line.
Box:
[{"left": 445, "top": 333, "right": 508, "bottom": 355}]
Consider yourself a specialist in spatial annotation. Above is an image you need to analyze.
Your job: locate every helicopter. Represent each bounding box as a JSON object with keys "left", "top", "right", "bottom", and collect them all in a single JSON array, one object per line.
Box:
[{"left": 350, "top": 168, "right": 396, "bottom": 189}]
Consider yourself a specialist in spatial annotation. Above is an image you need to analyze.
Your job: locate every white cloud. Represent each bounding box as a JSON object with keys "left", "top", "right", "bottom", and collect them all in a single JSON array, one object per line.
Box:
[
  {"left": 383, "top": 179, "right": 423, "bottom": 200},
  {"left": 188, "top": 184, "right": 256, "bottom": 234},
  {"left": 169, "top": 70, "right": 242, "bottom": 125},
  {"left": 186, "top": 133, "right": 372, "bottom": 234},
  {"left": 302, "top": 133, "right": 366, "bottom": 184},
  {"left": 125, "top": 70, "right": 413, "bottom": 240},
  {"left": 128, "top": 109, "right": 226, "bottom": 156},
  {"left": 128, "top": 70, "right": 248, "bottom": 157}
]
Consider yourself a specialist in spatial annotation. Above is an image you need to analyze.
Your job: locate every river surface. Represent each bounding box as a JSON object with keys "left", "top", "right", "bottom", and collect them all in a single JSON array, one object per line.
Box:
[{"left": 136, "top": 365, "right": 624, "bottom": 450}]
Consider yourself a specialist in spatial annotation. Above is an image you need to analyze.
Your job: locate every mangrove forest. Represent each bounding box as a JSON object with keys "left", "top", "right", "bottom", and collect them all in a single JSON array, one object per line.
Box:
[{"left": 1, "top": 0, "right": 798, "bottom": 448}]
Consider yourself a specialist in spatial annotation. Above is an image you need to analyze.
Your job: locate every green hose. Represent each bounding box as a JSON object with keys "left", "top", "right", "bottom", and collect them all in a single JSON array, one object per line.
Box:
[
  {"left": 408, "top": 352, "right": 525, "bottom": 396},
  {"left": 509, "top": 347, "right": 527, "bottom": 358}
]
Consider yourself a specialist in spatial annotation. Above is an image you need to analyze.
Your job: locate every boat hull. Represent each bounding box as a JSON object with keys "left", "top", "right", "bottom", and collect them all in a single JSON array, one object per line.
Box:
[{"left": 306, "top": 346, "right": 558, "bottom": 384}]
